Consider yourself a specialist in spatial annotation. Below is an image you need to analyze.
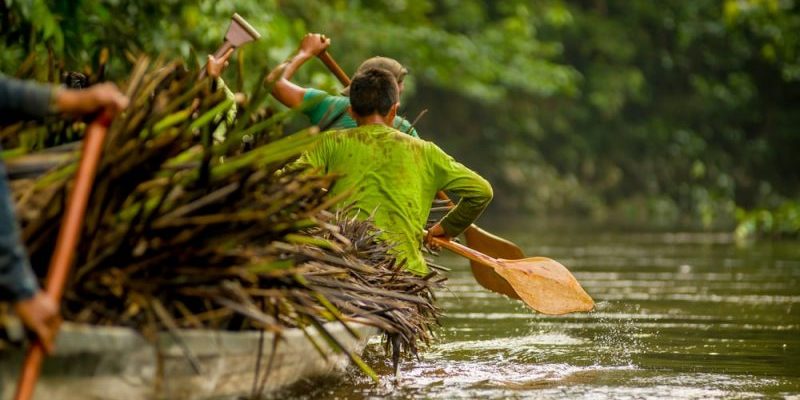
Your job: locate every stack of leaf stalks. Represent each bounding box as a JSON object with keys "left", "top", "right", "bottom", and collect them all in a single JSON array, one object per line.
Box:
[{"left": 3, "top": 58, "right": 445, "bottom": 381}]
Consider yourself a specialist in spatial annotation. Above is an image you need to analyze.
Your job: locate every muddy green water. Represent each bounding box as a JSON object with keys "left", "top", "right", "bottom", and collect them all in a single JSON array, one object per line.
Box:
[{"left": 278, "top": 224, "right": 800, "bottom": 399}]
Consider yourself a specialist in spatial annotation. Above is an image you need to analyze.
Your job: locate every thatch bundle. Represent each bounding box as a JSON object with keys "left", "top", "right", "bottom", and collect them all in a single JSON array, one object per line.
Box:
[{"left": 2, "top": 58, "right": 444, "bottom": 380}]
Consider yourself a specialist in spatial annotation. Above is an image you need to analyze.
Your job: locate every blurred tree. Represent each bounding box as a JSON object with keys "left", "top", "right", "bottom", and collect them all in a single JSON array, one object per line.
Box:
[{"left": 1, "top": 0, "right": 798, "bottom": 232}]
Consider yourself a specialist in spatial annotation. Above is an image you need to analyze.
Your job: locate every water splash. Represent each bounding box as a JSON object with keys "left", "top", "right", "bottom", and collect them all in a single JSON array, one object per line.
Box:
[{"left": 588, "top": 301, "right": 646, "bottom": 366}]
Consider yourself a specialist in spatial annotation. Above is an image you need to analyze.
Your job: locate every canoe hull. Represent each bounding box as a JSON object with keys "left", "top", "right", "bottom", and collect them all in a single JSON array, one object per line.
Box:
[{"left": 0, "top": 322, "right": 378, "bottom": 399}]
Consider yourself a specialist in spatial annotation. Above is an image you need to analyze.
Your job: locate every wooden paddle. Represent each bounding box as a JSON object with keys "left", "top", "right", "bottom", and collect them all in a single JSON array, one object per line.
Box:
[
  {"left": 435, "top": 192, "right": 524, "bottom": 299},
  {"left": 14, "top": 113, "right": 113, "bottom": 400},
  {"left": 430, "top": 236, "right": 594, "bottom": 314},
  {"left": 316, "top": 48, "right": 528, "bottom": 299}
]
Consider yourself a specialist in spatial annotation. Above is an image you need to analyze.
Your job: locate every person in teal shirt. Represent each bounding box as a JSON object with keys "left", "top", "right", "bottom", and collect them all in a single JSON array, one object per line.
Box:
[
  {"left": 296, "top": 68, "right": 492, "bottom": 275},
  {"left": 268, "top": 33, "right": 419, "bottom": 137}
]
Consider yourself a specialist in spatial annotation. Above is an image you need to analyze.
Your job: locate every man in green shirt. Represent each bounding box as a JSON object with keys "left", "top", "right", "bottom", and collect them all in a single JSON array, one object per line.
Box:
[
  {"left": 296, "top": 68, "right": 492, "bottom": 275},
  {"left": 268, "top": 33, "right": 419, "bottom": 136}
]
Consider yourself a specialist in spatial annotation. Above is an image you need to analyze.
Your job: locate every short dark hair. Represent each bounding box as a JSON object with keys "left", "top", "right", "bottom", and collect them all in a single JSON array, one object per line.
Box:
[
  {"left": 349, "top": 68, "right": 399, "bottom": 117},
  {"left": 63, "top": 71, "right": 89, "bottom": 89}
]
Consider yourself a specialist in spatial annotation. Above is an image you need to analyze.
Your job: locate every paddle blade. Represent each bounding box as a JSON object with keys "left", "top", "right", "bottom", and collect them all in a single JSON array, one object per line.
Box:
[
  {"left": 226, "top": 13, "right": 262, "bottom": 47},
  {"left": 494, "top": 257, "right": 595, "bottom": 315},
  {"left": 464, "top": 225, "right": 525, "bottom": 259},
  {"left": 464, "top": 226, "right": 525, "bottom": 299},
  {"left": 469, "top": 260, "right": 520, "bottom": 299}
]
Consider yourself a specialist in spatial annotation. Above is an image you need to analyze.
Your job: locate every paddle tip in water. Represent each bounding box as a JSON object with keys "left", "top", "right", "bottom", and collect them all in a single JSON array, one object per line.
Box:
[{"left": 494, "top": 257, "right": 595, "bottom": 315}]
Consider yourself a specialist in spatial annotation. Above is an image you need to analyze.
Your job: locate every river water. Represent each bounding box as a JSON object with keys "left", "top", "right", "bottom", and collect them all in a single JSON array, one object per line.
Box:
[{"left": 278, "top": 223, "right": 800, "bottom": 399}]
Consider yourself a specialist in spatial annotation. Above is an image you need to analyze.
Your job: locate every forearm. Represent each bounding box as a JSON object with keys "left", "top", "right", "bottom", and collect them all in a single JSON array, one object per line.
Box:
[
  {"left": 267, "top": 50, "right": 314, "bottom": 91},
  {"left": 435, "top": 155, "right": 494, "bottom": 236},
  {"left": 0, "top": 81, "right": 98, "bottom": 116},
  {"left": 282, "top": 51, "right": 315, "bottom": 81},
  {"left": 439, "top": 190, "right": 492, "bottom": 237},
  {"left": 53, "top": 86, "right": 92, "bottom": 114},
  {"left": 268, "top": 51, "right": 314, "bottom": 108}
]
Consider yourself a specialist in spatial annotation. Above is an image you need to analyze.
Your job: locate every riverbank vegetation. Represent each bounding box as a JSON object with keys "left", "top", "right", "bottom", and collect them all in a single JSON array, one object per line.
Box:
[{"left": 2, "top": 0, "right": 796, "bottom": 238}]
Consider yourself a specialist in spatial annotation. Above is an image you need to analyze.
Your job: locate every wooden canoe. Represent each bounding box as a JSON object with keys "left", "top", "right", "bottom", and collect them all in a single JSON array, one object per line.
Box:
[{"left": 0, "top": 321, "right": 378, "bottom": 399}]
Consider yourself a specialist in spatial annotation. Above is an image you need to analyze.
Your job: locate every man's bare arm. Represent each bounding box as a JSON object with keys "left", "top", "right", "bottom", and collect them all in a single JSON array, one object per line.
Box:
[
  {"left": 54, "top": 82, "right": 128, "bottom": 117},
  {"left": 267, "top": 33, "right": 331, "bottom": 108}
]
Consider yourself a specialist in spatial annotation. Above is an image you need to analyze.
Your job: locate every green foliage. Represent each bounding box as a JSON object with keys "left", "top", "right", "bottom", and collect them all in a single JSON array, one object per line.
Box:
[
  {"left": 736, "top": 201, "right": 800, "bottom": 240},
  {"left": 2, "top": 0, "right": 798, "bottom": 234},
  {"left": 723, "top": 0, "right": 800, "bottom": 81},
  {"left": 520, "top": 0, "right": 799, "bottom": 228}
]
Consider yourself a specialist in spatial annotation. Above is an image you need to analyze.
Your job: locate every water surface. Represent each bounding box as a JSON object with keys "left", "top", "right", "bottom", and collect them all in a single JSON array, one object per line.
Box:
[{"left": 278, "top": 223, "right": 800, "bottom": 399}]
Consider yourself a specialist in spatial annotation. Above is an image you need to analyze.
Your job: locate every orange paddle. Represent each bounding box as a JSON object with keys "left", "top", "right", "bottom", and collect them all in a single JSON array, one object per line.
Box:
[
  {"left": 430, "top": 236, "right": 594, "bottom": 315},
  {"left": 14, "top": 113, "right": 113, "bottom": 400}
]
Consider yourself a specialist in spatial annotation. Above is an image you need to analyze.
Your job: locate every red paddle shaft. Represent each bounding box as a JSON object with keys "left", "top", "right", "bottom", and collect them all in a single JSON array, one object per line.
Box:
[{"left": 14, "top": 114, "right": 112, "bottom": 400}]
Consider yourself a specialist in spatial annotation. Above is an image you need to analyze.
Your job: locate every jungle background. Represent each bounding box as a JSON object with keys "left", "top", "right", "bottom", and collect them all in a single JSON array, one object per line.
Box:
[{"left": 1, "top": 0, "right": 798, "bottom": 237}]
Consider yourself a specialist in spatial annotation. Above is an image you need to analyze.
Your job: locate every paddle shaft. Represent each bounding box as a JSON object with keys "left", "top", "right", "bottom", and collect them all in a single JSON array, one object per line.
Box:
[
  {"left": 430, "top": 236, "right": 497, "bottom": 266},
  {"left": 198, "top": 41, "right": 233, "bottom": 80},
  {"left": 318, "top": 51, "right": 351, "bottom": 86},
  {"left": 14, "top": 114, "right": 111, "bottom": 400}
]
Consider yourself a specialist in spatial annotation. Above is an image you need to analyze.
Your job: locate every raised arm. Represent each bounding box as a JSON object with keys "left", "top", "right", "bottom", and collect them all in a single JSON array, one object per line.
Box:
[{"left": 267, "top": 33, "right": 331, "bottom": 108}]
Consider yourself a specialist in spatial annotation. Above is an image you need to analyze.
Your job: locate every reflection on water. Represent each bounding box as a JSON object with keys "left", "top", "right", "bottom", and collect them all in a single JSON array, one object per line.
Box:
[{"left": 275, "top": 224, "right": 800, "bottom": 399}]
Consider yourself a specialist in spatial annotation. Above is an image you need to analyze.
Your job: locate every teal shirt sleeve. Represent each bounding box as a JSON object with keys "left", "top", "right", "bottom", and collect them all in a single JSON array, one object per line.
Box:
[
  {"left": 301, "top": 89, "right": 350, "bottom": 128},
  {"left": 302, "top": 89, "right": 419, "bottom": 137},
  {"left": 301, "top": 88, "right": 328, "bottom": 125},
  {"left": 393, "top": 116, "right": 419, "bottom": 138},
  {"left": 430, "top": 144, "right": 493, "bottom": 237}
]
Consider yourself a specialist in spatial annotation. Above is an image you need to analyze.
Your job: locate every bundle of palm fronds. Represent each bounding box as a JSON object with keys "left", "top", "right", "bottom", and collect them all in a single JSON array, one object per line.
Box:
[{"left": 4, "top": 58, "right": 444, "bottom": 379}]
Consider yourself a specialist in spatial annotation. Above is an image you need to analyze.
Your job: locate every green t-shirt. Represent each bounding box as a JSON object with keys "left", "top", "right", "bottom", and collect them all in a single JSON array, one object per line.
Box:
[
  {"left": 301, "top": 89, "right": 419, "bottom": 137},
  {"left": 298, "top": 124, "right": 492, "bottom": 275}
]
